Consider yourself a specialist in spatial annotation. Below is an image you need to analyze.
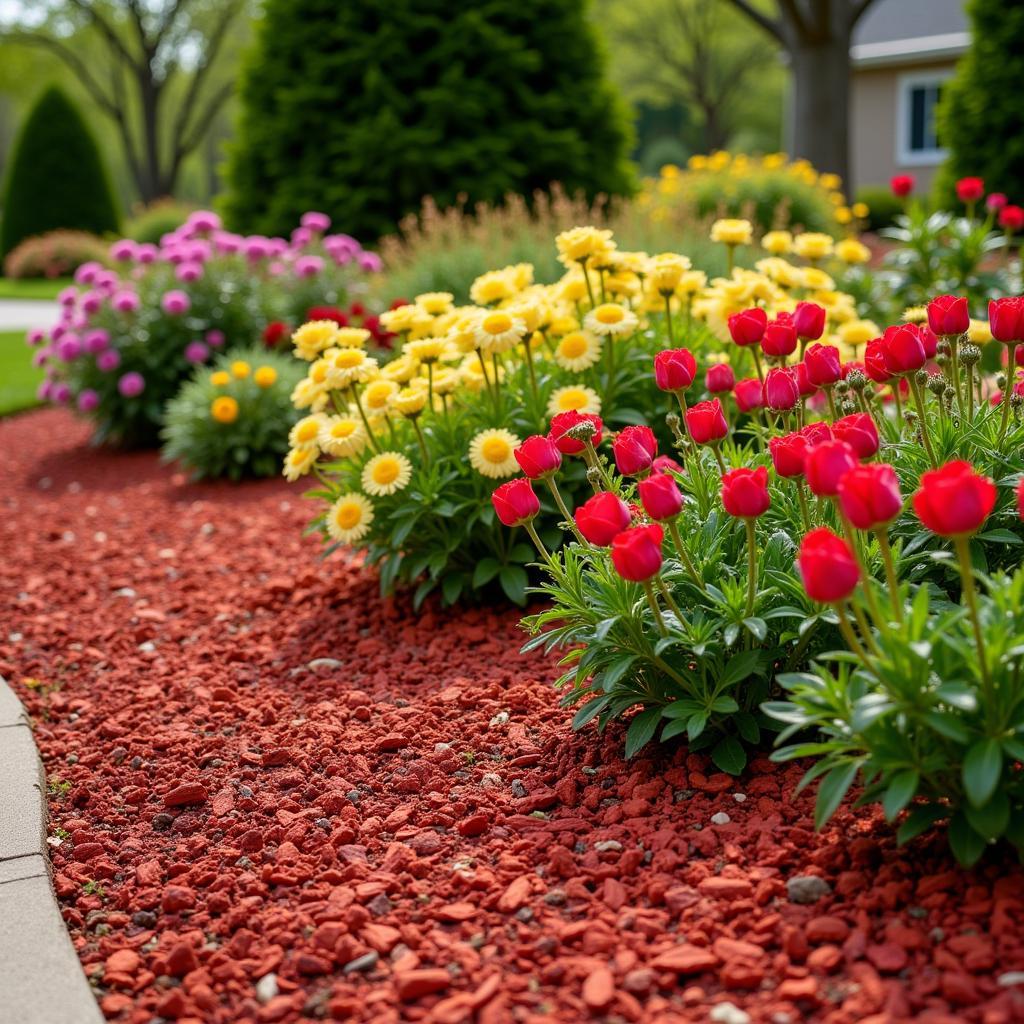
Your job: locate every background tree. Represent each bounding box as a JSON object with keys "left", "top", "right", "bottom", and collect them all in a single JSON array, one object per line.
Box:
[
  {"left": 0, "top": 0, "right": 250, "bottom": 203},
  {"left": 724, "top": 0, "right": 880, "bottom": 182},
  {"left": 1, "top": 84, "right": 119, "bottom": 256},
  {"left": 935, "top": 0, "right": 1024, "bottom": 203},
  {"left": 594, "top": 0, "right": 784, "bottom": 159},
  {"left": 223, "top": 0, "right": 636, "bottom": 240}
]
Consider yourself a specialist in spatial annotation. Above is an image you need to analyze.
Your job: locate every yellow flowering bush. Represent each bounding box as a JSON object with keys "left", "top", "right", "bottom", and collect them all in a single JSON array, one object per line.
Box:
[{"left": 161, "top": 348, "right": 304, "bottom": 480}]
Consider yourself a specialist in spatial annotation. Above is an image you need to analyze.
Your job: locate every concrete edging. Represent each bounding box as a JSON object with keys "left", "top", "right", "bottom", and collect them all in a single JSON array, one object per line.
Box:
[{"left": 0, "top": 676, "right": 103, "bottom": 1024}]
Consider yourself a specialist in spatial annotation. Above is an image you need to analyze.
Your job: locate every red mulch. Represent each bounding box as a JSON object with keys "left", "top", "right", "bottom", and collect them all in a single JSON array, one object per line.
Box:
[{"left": 2, "top": 407, "right": 1024, "bottom": 1024}]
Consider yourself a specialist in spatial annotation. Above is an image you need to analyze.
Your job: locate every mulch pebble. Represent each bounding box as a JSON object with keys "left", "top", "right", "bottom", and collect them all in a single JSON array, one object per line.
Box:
[{"left": 2, "top": 407, "right": 1024, "bottom": 1024}]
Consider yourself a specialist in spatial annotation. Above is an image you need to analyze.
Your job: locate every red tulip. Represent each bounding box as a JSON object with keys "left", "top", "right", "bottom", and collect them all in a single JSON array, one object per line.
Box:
[
  {"left": 654, "top": 348, "right": 697, "bottom": 392},
  {"left": 804, "top": 343, "right": 842, "bottom": 387},
  {"left": 1000, "top": 205, "right": 1024, "bottom": 232},
  {"left": 1017, "top": 478, "right": 1024, "bottom": 521},
  {"left": 514, "top": 434, "right": 562, "bottom": 479},
  {"left": 832, "top": 413, "right": 879, "bottom": 459},
  {"left": 762, "top": 317, "right": 798, "bottom": 358},
  {"left": 800, "top": 421, "right": 832, "bottom": 446},
  {"left": 794, "top": 361, "right": 817, "bottom": 396},
  {"left": 988, "top": 192, "right": 1008, "bottom": 212},
  {"left": 768, "top": 432, "right": 809, "bottom": 478},
  {"left": 837, "top": 463, "right": 902, "bottom": 530},
  {"left": 734, "top": 377, "right": 764, "bottom": 413},
  {"left": 639, "top": 472, "right": 684, "bottom": 521},
  {"left": 956, "top": 177, "right": 985, "bottom": 204},
  {"left": 613, "top": 425, "right": 657, "bottom": 477},
  {"left": 864, "top": 338, "right": 893, "bottom": 383},
  {"left": 763, "top": 367, "right": 799, "bottom": 410},
  {"left": 798, "top": 527, "right": 860, "bottom": 603},
  {"left": 883, "top": 324, "right": 927, "bottom": 373},
  {"left": 793, "top": 301, "right": 826, "bottom": 341},
  {"left": 611, "top": 524, "right": 664, "bottom": 582},
  {"left": 913, "top": 460, "right": 996, "bottom": 537},
  {"left": 652, "top": 454, "right": 684, "bottom": 474},
  {"left": 686, "top": 398, "right": 729, "bottom": 444},
  {"left": 575, "top": 492, "right": 631, "bottom": 546},
  {"left": 548, "top": 410, "right": 603, "bottom": 455},
  {"left": 890, "top": 175, "right": 915, "bottom": 198},
  {"left": 919, "top": 324, "right": 938, "bottom": 358},
  {"left": 927, "top": 295, "right": 969, "bottom": 337},
  {"left": 491, "top": 478, "right": 540, "bottom": 527},
  {"left": 721, "top": 465, "right": 770, "bottom": 518},
  {"left": 989, "top": 297, "right": 1024, "bottom": 344},
  {"left": 705, "top": 363, "right": 735, "bottom": 394},
  {"left": 728, "top": 307, "right": 767, "bottom": 347},
  {"left": 804, "top": 439, "right": 858, "bottom": 497}
]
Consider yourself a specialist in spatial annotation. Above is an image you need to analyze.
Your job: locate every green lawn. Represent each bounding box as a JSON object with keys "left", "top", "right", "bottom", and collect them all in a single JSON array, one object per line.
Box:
[
  {"left": 0, "top": 330, "right": 43, "bottom": 416},
  {"left": 0, "top": 277, "right": 72, "bottom": 300}
]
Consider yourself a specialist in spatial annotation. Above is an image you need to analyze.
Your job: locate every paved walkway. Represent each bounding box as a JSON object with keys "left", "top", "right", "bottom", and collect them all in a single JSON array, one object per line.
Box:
[{"left": 0, "top": 300, "right": 59, "bottom": 331}]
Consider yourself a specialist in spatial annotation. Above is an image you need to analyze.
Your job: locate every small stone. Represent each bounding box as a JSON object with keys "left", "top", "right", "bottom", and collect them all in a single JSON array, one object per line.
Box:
[
  {"left": 367, "top": 893, "right": 391, "bottom": 917},
  {"left": 786, "top": 875, "right": 832, "bottom": 904},
  {"left": 255, "top": 973, "right": 279, "bottom": 1003},
  {"left": 698, "top": 877, "right": 753, "bottom": 900},
  {"left": 395, "top": 968, "right": 450, "bottom": 1000},
  {"left": 131, "top": 910, "right": 157, "bottom": 929},
  {"left": 594, "top": 840, "right": 623, "bottom": 853},
  {"left": 710, "top": 1003, "right": 751, "bottom": 1024},
  {"left": 308, "top": 658, "right": 344, "bottom": 674},
  {"left": 582, "top": 967, "right": 615, "bottom": 1011},
  {"left": 543, "top": 889, "right": 567, "bottom": 906},
  {"left": 164, "top": 783, "right": 208, "bottom": 808},
  {"left": 497, "top": 876, "right": 532, "bottom": 912},
  {"left": 733, "top": 793, "right": 747, "bottom": 802},
  {"left": 710, "top": 812, "right": 731, "bottom": 825},
  {"left": 511, "top": 780, "right": 528, "bottom": 798},
  {"left": 138, "top": 641, "right": 156, "bottom": 652},
  {"left": 343, "top": 952, "right": 379, "bottom": 974},
  {"left": 650, "top": 944, "right": 720, "bottom": 973},
  {"left": 489, "top": 711, "right": 509, "bottom": 727},
  {"left": 866, "top": 942, "right": 908, "bottom": 974},
  {"left": 480, "top": 773, "right": 502, "bottom": 789}
]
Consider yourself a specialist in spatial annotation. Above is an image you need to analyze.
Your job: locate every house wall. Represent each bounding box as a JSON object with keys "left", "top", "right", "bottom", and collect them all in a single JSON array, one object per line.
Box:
[{"left": 850, "top": 60, "right": 956, "bottom": 194}]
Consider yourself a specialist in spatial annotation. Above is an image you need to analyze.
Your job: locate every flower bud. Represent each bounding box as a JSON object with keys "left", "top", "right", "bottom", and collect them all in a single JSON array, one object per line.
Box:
[
  {"left": 913, "top": 460, "right": 996, "bottom": 537},
  {"left": 491, "top": 478, "right": 540, "bottom": 527},
  {"left": 798, "top": 527, "right": 860, "bottom": 603},
  {"left": 610, "top": 524, "right": 664, "bottom": 582},
  {"left": 575, "top": 492, "right": 631, "bottom": 545},
  {"left": 638, "top": 472, "right": 684, "bottom": 521},
  {"left": 721, "top": 466, "right": 770, "bottom": 518}
]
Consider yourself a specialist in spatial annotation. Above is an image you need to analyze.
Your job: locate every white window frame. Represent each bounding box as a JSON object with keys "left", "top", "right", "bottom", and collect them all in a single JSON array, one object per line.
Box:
[{"left": 896, "top": 70, "right": 952, "bottom": 167}]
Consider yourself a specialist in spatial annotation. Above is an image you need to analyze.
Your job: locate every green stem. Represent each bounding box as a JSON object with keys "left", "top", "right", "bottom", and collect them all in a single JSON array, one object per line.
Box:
[
  {"left": 411, "top": 417, "right": 429, "bottom": 463},
  {"left": 908, "top": 375, "right": 938, "bottom": 468},
  {"left": 744, "top": 518, "right": 757, "bottom": 620},
  {"left": 349, "top": 382, "right": 381, "bottom": 454},
  {"left": 545, "top": 476, "right": 588, "bottom": 546},
  {"left": 523, "top": 519, "right": 551, "bottom": 564},
  {"left": 642, "top": 580, "right": 669, "bottom": 637},
  {"left": 711, "top": 442, "right": 728, "bottom": 475},
  {"left": 875, "top": 529, "right": 903, "bottom": 622},
  {"left": 955, "top": 535, "right": 992, "bottom": 703},
  {"left": 522, "top": 337, "right": 539, "bottom": 406},
  {"left": 750, "top": 347, "right": 765, "bottom": 385},
  {"left": 851, "top": 598, "right": 883, "bottom": 657},
  {"left": 655, "top": 575, "right": 685, "bottom": 626},
  {"left": 796, "top": 479, "right": 811, "bottom": 531},
  {"left": 1000, "top": 344, "right": 1017, "bottom": 442},
  {"left": 667, "top": 518, "right": 705, "bottom": 591},
  {"left": 825, "top": 386, "right": 838, "bottom": 421},
  {"left": 834, "top": 602, "right": 872, "bottom": 667},
  {"left": 580, "top": 258, "right": 597, "bottom": 309},
  {"left": 663, "top": 293, "right": 675, "bottom": 347}
]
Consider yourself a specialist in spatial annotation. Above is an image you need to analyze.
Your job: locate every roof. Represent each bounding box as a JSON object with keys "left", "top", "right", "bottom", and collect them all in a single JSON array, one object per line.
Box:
[{"left": 851, "top": 0, "right": 969, "bottom": 67}]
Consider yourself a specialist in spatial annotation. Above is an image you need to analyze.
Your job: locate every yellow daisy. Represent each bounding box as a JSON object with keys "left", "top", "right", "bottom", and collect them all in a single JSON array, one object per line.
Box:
[
  {"left": 835, "top": 238, "right": 871, "bottom": 265},
  {"left": 289, "top": 413, "right": 326, "bottom": 451},
  {"left": 210, "top": 396, "right": 238, "bottom": 424},
  {"left": 473, "top": 310, "right": 527, "bottom": 354},
  {"left": 415, "top": 292, "right": 455, "bottom": 316},
  {"left": 837, "top": 319, "right": 879, "bottom": 350},
  {"left": 290, "top": 377, "right": 326, "bottom": 412},
  {"left": 555, "top": 226, "right": 615, "bottom": 268},
  {"left": 710, "top": 219, "right": 753, "bottom": 246},
  {"left": 430, "top": 367, "right": 459, "bottom": 395},
  {"left": 761, "top": 230, "right": 793, "bottom": 255},
  {"left": 378, "top": 304, "right": 419, "bottom": 335},
  {"left": 470, "top": 270, "right": 515, "bottom": 306},
  {"left": 292, "top": 320, "right": 339, "bottom": 361},
  {"left": 393, "top": 385, "right": 429, "bottom": 417},
  {"left": 647, "top": 253, "right": 691, "bottom": 296},
  {"left": 334, "top": 327, "right": 372, "bottom": 349},
  {"left": 254, "top": 366, "right": 278, "bottom": 388},
  {"left": 362, "top": 379, "right": 399, "bottom": 414},
  {"left": 381, "top": 353, "right": 420, "bottom": 383},
  {"left": 554, "top": 330, "right": 602, "bottom": 372},
  {"left": 231, "top": 360, "right": 251, "bottom": 379},
  {"left": 793, "top": 232, "right": 834, "bottom": 261},
  {"left": 546, "top": 385, "right": 602, "bottom": 417},
  {"left": 283, "top": 446, "right": 318, "bottom": 482},
  {"left": 210, "top": 370, "right": 230, "bottom": 387},
  {"left": 319, "top": 414, "right": 367, "bottom": 458},
  {"left": 584, "top": 303, "right": 638, "bottom": 338},
  {"left": 361, "top": 451, "right": 413, "bottom": 496},
  {"left": 328, "top": 348, "right": 378, "bottom": 387},
  {"left": 468, "top": 428, "right": 522, "bottom": 479},
  {"left": 325, "top": 493, "right": 374, "bottom": 544},
  {"left": 405, "top": 337, "right": 447, "bottom": 363}
]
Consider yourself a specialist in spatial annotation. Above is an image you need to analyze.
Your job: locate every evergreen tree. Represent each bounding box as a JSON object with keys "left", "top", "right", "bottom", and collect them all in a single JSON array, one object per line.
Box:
[
  {"left": 223, "top": 0, "right": 635, "bottom": 239},
  {"left": 1, "top": 86, "right": 120, "bottom": 257},
  {"left": 935, "top": 0, "right": 1024, "bottom": 202}
]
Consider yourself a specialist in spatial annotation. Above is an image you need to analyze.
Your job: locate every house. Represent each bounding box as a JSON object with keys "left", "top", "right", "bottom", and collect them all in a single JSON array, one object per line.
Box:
[{"left": 850, "top": 0, "right": 969, "bottom": 192}]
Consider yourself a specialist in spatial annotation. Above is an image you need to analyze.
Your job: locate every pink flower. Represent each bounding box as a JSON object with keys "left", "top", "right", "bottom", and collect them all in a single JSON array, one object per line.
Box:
[
  {"left": 117, "top": 371, "right": 145, "bottom": 397},
  {"left": 302, "top": 211, "right": 331, "bottom": 233},
  {"left": 97, "top": 349, "right": 121, "bottom": 372},
  {"left": 185, "top": 341, "right": 210, "bottom": 364},
  {"left": 113, "top": 290, "right": 140, "bottom": 313},
  {"left": 77, "top": 389, "right": 99, "bottom": 412},
  {"left": 161, "top": 290, "right": 191, "bottom": 315}
]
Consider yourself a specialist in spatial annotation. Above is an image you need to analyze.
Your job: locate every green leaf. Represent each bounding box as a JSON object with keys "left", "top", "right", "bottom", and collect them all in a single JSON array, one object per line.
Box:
[
  {"left": 882, "top": 770, "right": 919, "bottom": 822},
  {"left": 711, "top": 696, "right": 740, "bottom": 714},
  {"left": 441, "top": 573, "right": 464, "bottom": 606},
  {"left": 602, "top": 653, "right": 638, "bottom": 689},
  {"left": 948, "top": 812, "right": 987, "bottom": 867},
  {"left": 978, "top": 528, "right": 1022, "bottom": 545},
  {"left": 896, "top": 803, "right": 947, "bottom": 845},
  {"left": 964, "top": 791, "right": 1010, "bottom": 840},
  {"left": 711, "top": 736, "right": 746, "bottom": 775},
  {"left": 661, "top": 718, "right": 690, "bottom": 741},
  {"left": 687, "top": 712, "right": 709, "bottom": 741},
  {"left": 734, "top": 711, "right": 760, "bottom": 744},
  {"left": 719, "top": 649, "right": 762, "bottom": 688},
  {"left": 814, "top": 762, "right": 859, "bottom": 830},
  {"left": 594, "top": 616, "right": 620, "bottom": 641},
  {"left": 934, "top": 683, "right": 978, "bottom": 712},
  {"left": 572, "top": 695, "right": 611, "bottom": 731},
  {"left": 472, "top": 558, "right": 501, "bottom": 588},
  {"left": 499, "top": 565, "right": 529, "bottom": 606},
  {"left": 962, "top": 738, "right": 1002, "bottom": 808},
  {"left": 742, "top": 616, "right": 767, "bottom": 641},
  {"left": 625, "top": 707, "right": 662, "bottom": 758},
  {"left": 1003, "top": 737, "right": 1024, "bottom": 762},
  {"left": 924, "top": 711, "right": 971, "bottom": 743}
]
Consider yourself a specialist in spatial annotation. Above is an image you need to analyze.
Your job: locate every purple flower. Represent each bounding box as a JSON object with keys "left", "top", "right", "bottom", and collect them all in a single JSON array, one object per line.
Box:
[
  {"left": 213, "top": 231, "right": 241, "bottom": 254},
  {"left": 358, "top": 252, "right": 383, "bottom": 272},
  {"left": 205, "top": 329, "right": 225, "bottom": 347},
  {"left": 32, "top": 348, "right": 51, "bottom": 368},
  {"left": 161, "top": 290, "right": 191, "bottom": 315},
  {"left": 57, "top": 335, "right": 82, "bottom": 361},
  {"left": 117, "top": 371, "right": 145, "bottom": 397},
  {"left": 84, "top": 329, "right": 110, "bottom": 353},
  {"left": 77, "top": 389, "right": 100, "bottom": 412},
  {"left": 52, "top": 382, "right": 71, "bottom": 403},
  {"left": 113, "top": 290, "right": 140, "bottom": 313},
  {"left": 294, "top": 255, "right": 323, "bottom": 278},
  {"left": 187, "top": 210, "right": 221, "bottom": 233},
  {"left": 109, "top": 239, "right": 137, "bottom": 262},
  {"left": 185, "top": 341, "right": 209, "bottom": 364},
  {"left": 301, "top": 211, "right": 331, "bottom": 233},
  {"left": 137, "top": 244, "right": 159, "bottom": 264},
  {"left": 37, "top": 380, "right": 52, "bottom": 402},
  {"left": 74, "top": 262, "right": 102, "bottom": 285},
  {"left": 176, "top": 261, "right": 204, "bottom": 283},
  {"left": 97, "top": 349, "right": 121, "bottom": 372},
  {"left": 58, "top": 287, "right": 78, "bottom": 307},
  {"left": 243, "top": 237, "right": 271, "bottom": 261},
  {"left": 80, "top": 290, "right": 103, "bottom": 315},
  {"left": 26, "top": 328, "right": 45, "bottom": 347}
]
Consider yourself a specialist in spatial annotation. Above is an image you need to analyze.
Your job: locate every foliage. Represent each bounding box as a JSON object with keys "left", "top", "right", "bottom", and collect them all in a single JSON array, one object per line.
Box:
[
  {"left": 641, "top": 153, "right": 845, "bottom": 236},
  {"left": 0, "top": 330, "right": 43, "bottom": 417},
  {"left": 162, "top": 347, "right": 304, "bottom": 480},
  {"left": 0, "top": 85, "right": 119, "bottom": 257},
  {"left": 33, "top": 210, "right": 379, "bottom": 446},
  {"left": 223, "top": 0, "right": 635, "bottom": 240},
  {"left": 123, "top": 200, "right": 197, "bottom": 246},
  {"left": 935, "top": 0, "right": 1024, "bottom": 206},
  {"left": 854, "top": 186, "right": 905, "bottom": 233},
  {"left": 3, "top": 231, "right": 110, "bottom": 280}
]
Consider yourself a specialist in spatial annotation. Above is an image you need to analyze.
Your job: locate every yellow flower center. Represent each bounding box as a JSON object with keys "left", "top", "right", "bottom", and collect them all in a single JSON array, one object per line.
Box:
[
  {"left": 335, "top": 349, "right": 364, "bottom": 368},
  {"left": 594, "top": 304, "right": 624, "bottom": 325},
  {"left": 335, "top": 502, "right": 362, "bottom": 529},
  {"left": 557, "top": 389, "right": 588, "bottom": 411},
  {"left": 560, "top": 333, "right": 589, "bottom": 358},
  {"left": 296, "top": 421, "right": 320, "bottom": 443},
  {"left": 372, "top": 458, "right": 400, "bottom": 484},
  {"left": 311, "top": 364, "right": 329, "bottom": 384},
  {"left": 331, "top": 420, "right": 357, "bottom": 438},
  {"left": 482, "top": 312, "right": 513, "bottom": 334},
  {"left": 231, "top": 361, "right": 250, "bottom": 378},
  {"left": 481, "top": 437, "right": 511, "bottom": 463}
]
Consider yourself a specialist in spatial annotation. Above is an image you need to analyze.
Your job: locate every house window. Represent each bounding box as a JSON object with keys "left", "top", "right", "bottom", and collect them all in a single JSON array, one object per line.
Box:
[{"left": 897, "top": 72, "right": 950, "bottom": 166}]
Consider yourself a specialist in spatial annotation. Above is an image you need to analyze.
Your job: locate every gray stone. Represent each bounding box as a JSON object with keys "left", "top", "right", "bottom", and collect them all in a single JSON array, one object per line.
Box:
[
  {"left": 0, "top": 723, "right": 45, "bottom": 862},
  {"left": 255, "top": 973, "right": 279, "bottom": 1003},
  {"left": 343, "top": 951, "right": 379, "bottom": 974},
  {"left": 710, "top": 1003, "right": 751, "bottom": 1024},
  {"left": 786, "top": 875, "right": 832, "bottom": 904}
]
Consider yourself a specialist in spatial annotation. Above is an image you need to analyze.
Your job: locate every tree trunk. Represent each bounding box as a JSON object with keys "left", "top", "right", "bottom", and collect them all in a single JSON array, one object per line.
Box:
[{"left": 788, "top": 33, "right": 852, "bottom": 183}]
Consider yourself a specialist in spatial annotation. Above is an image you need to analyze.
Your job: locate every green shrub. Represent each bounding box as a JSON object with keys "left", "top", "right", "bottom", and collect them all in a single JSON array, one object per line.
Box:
[
  {"left": 3, "top": 230, "right": 110, "bottom": 280},
  {"left": 854, "top": 186, "right": 905, "bottom": 232},
  {"left": 1, "top": 86, "right": 119, "bottom": 258},
  {"left": 223, "top": 0, "right": 635, "bottom": 240},
  {"left": 162, "top": 348, "right": 304, "bottom": 480},
  {"left": 935, "top": 0, "right": 1024, "bottom": 204},
  {"left": 123, "top": 200, "right": 197, "bottom": 246}
]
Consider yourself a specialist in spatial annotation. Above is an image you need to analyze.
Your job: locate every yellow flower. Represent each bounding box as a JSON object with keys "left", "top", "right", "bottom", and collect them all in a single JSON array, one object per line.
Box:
[
  {"left": 361, "top": 451, "right": 413, "bottom": 496},
  {"left": 254, "top": 365, "right": 278, "bottom": 389},
  {"left": 677, "top": 269, "right": 707, "bottom": 295},
  {"left": 761, "top": 230, "right": 793, "bottom": 255},
  {"left": 210, "top": 396, "right": 238, "bottom": 424},
  {"left": 231, "top": 360, "right": 251, "bottom": 379},
  {"left": 415, "top": 291, "right": 454, "bottom": 316},
  {"left": 473, "top": 310, "right": 527, "bottom": 354},
  {"left": 851, "top": 202, "right": 870, "bottom": 220},
  {"left": 334, "top": 327, "right": 372, "bottom": 349},
  {"left": 381, "top": 353, "right": 420, "bottom": 383},
  {"left": 430, "top": 367, "right": 459, "bottom": 395},
  {"left": 647, "top": 253, "right": 691, "bottom": 295},
  {"left": 362, "top": 379, "right": 398, "bottom": 414},
  {"left": 835, "top": 207, "right": 853, "bottom": 225},
  {"left": 793, "top": 232, "right": 834, "bottom": 261},
  {"left": 554, "top": 330, "right": 602, "bottom": 372},
  {"left": 378, "top": 304, "right": 419, "bottom": 335},
  {"left": 558, "top": 273, "right": 589, "bottom": 303},
  {"left": 901, "top": 306, "right": 928, "bottom": 325},
  {"left": 546, "top": 384, "right": 601, "bottom": 417},
  {"left": 837, "top": 319, "right": 879, "bottom": 349},
  {"left": 968, "top": 318, "right": 993, "bottom": 345},
  {"left": 819, "top": 172, "right": 842, "bottom": 191},
  {"left": 210, "top": 370, "right": 230, "bottom": 387},
  {"left": 325, "top": 493, "right": 374, "bottom": 544},
  {"left": 710, "top": 219, "right": 753, "bottom": 246},
  {"left": 292, "top": 320, "right": 339, "bottom": 361},
  {"left": 329, "top": 348, "right": 378, "bottom": 387},
  {"left": 290, "top": 377, "right": 325, "bottom": 412},
  {"left": 801, "top": 267, "right": 835, "bottom": 291},
  {"left": 584, "top": 303, "right": 638, "bottom": 338},
  {"left": 319, "top": 414, "right": 367, "bottom": 458},
  {"left": 289, "top": 413, "right": 326, "bottom": 451},
  {"left": 468, "top": 428, "right": 522, "bottom": 479},
  {"left": 555, "top": 226, "right": 615, "bottom": 267},
  {"left": 548, "top": 314, "right": 579, "bottom": 337},
  {"left": 470, "top": 270, "right": 515, "bottom": 306},
  {"left": 405, "top": 337, "right": 447, "bottom": 363},
  {"left": 283, "top": 446, "right": 318, "bottom": 481},
  {"left": 835, "top": 238, "right": 871, "bottom": 265},
  {"left": 393, "top": 385, "right": 428, "bottom": 417}
]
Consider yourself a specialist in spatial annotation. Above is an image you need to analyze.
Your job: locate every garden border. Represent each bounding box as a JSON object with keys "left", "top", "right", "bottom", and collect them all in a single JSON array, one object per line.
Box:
[{"left": 0, "top": 675, "right": 102, "bottom": 1024}]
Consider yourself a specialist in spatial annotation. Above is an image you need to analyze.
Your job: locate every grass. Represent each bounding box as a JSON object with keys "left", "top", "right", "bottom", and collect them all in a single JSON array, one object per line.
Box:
[
  {"left": 0, "top": 330, "right": 43, "bottom": 416},
  {"left": 0, "top": 277, "right": 71, "bottom": 300}
]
